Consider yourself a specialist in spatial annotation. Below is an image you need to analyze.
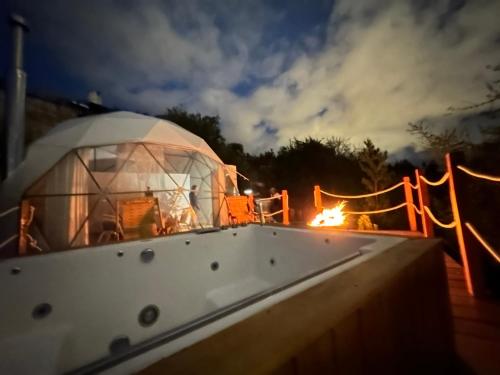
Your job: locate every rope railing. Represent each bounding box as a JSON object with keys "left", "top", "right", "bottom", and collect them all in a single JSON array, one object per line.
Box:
[
  {"left": 419, "top": 172, "right": 450, "bottom": 187},
  {"left": 0, "top": 234, "right": 18, "bottom": 250},
  {"left": 256, "top": 195, "right": 282, "bottom": 202},
  {"left": 320, "top": 181, "right": 404, "bottom": 199},
  {"left": 423, "top": 206, "right": 456, "bottom": 229},
  {"left": 314, "top": 180, "right": 417, "bottom": 231},
  {"left": 411, "top": 203, "right": 422, "bottom": 215},
  {"left": 222, "top": 165, "right": 250, "bottom": 181},
  {"left": 465, "top": 222, "right": 500, "bottom": 263},
  {"left": 313, "top": 154, "right": 499, "bottom": 297},
  {"left": 344, "top": 202, "right": 408, "bottom": 215},
  {"left": 255, "top": 190, "right": 289, "bottom": 225},
  {"left": 263, "top": 209, "right": 284, "bottom": 218},
  {"left": 235, "top": 170, "right": 250, "bottom": 181},
  {"left": 0, "top": 206, "right": 19, "bottom": 218},
  {"left": 457, "top": 165, "right": 500, "bottom": 183}
]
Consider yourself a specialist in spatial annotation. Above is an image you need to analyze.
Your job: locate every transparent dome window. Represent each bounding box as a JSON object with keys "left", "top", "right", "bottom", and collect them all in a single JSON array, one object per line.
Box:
[{"left": 19, "top": 143, "right": 238, "bottom": 253}]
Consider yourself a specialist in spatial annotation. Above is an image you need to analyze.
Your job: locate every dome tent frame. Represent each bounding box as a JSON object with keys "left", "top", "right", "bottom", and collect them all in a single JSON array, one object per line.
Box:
[{"left": 1, "top": 112, "right": 237, "bottom": 256}]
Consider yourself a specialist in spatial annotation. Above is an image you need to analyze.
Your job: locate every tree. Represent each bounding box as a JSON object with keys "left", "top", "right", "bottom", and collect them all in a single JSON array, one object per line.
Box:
[
  {"left": 407, "top": 120, "right": 469, "bottom": 160},
  {"left": 357, "top": 139, "right": 391, "bottom": 211},
  {"left": 157, "top": 108, "right": 408, "bottom": 227},
  {"left": 408, "top": 63, "right": 500, "bottom": 156},
  {"left": 448, "top": 63, "right": 500, "bottom": 116},
  {"left": 158, "top": 107, "right": 226, "bottom": 156},
  {"left": 245, "top": 137, "right": 364, "bottom": 222},
  {"left": 389, "top": 159, "right": 416, "bottom": 180}
]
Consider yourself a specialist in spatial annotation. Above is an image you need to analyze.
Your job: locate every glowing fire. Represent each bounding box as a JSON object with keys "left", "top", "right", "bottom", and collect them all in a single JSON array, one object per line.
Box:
[{"left": 308, "top": 201, "right": 347, "bottom": 227}]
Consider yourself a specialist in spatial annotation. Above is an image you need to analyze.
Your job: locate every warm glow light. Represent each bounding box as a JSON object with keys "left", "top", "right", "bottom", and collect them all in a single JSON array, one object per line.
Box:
[
  {"left": 308, "top": 201, "right": 347, "bottom": 227},
  {"left": 243, "top": 189, "right": 253, "bottom": 195}
]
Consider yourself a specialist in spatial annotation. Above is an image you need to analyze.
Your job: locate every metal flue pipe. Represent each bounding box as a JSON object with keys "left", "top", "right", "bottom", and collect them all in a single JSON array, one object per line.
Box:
[{"left": 2, "top": 14, "right": 29, "bottom": 180}]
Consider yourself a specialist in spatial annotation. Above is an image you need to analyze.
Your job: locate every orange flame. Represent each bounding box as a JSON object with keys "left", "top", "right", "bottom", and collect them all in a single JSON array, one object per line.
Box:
[{"left": 308, "top": 201, "right": 347, "bottom": 227}]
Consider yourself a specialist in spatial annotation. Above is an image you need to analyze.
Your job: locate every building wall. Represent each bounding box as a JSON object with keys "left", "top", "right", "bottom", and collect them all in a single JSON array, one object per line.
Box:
[{"left": 1, "top": 90, "right": 87, "bottom": 146}]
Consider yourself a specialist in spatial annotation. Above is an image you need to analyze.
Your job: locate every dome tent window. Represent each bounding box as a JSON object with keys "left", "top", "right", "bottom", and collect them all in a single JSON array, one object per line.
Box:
[{"left": 1, "top": 112, "right": 237, "bottom": 255}]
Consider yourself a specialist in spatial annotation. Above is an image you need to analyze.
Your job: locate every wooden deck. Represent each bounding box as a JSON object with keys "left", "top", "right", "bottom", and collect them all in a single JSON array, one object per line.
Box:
[{"left": 445, "top": 255, "right": 500, "bottom": 373}]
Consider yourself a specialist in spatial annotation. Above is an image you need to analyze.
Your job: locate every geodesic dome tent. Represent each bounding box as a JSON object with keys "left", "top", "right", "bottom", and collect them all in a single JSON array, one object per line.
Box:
[{"left": 2, "top": 112, "right": 238, "bottom": 254}]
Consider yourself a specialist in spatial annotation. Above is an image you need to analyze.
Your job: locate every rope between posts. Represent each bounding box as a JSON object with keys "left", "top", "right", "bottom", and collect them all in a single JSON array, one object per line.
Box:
[
  {"left": 410, "top": 183, "right": 418, "bottom": 190},
  {"left": 0, "top": 234, "right": 18, "bottom": 250},
  {"left": 457, "top": 165, "right": 500, "bottom": 183},
  {"left": 0, "top": 206, "right": 19, "bottom": 218},
  {"left": 465, "top": 222, "right": 500, "bottom": 263},
  {"left": 412, "top": 203, "right": 422, "bottom": 215},
  {"left": 257, "top": 195, "right": 282, "bottom": 202},
  {"left": 263, "top": 209, "right": 283, "bottom": 217},
  {"left": 344, "top": 202, "right": 407, "bottom": 215},
  {"left": 419, "top": 172, "right": 449, "bottom": 186},
  {"left": 222, "top": 165, "right": 250, "bottom": 181},
  {"left": 320, "top": 181, "right": 404, "bottom": 199},
  {"left": 235, "top": 170, "right": 250, "bottom": 181},
  {"left": 423, "top": 206, "right": 456, "bottom": 229}
]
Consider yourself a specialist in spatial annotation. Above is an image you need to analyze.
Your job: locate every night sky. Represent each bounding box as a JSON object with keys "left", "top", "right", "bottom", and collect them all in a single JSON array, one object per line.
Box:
[{"left": 1, "top": 0, "right": 500, "bottom": 157}]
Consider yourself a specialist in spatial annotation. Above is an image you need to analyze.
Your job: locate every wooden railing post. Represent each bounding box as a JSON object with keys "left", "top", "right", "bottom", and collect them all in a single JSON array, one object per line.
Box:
[
  {"left": 281, "top": 190, "right": 289, "bottom": 225},
  {"left": 403, "top": 177, "right": 417, "bottom": 232},
  {"left": 446, "top": 153, "right": 487, "bottom": 296},
  {"left": 248, "top": 193, "right": 255, "bottom": 222},
  {"left": 313, "top": 185, "right": 322, "bottom": 213},
  {"left": 259, "top": 201, "right": 265, "bottom": 224},
  {"left": 415, "top": 169, "right": 434, "bottom": 238},
  {"left": 18, "top": 200, "right": 29, "bottom": 255}
]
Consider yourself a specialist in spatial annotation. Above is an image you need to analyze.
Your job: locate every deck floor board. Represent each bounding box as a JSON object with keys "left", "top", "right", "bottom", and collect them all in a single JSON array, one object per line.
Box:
[{"left": 445, "top": 254, "right": 500, "bottom": 373}]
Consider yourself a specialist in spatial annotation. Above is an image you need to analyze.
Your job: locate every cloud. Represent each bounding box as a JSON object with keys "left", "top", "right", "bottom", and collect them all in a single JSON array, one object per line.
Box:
[
  {"left": 204, "top": 0, "right": 500, "bottom": 155},
  {"left": 15, "top": 0, "right": 278, "bottom": 108},
  {"left": 12, "top": 0, "right": 500, "bottom": 157}
]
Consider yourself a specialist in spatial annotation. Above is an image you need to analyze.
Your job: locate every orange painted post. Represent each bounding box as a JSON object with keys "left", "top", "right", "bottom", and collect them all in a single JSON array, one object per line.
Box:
[
  {"left": 403, "top": 177, "right": 418, "bottom": 232},
  {"left": 259, "top": 201, "right": 265, "bottom": 224},
  {"left": 281, "top": 190, "right": 289, "bottom": 225},
  {"left": 248, "top": 193, "right": 255, "bottom": 222},
  {"left": 18, "top": 200, "right": 29, "bottom": 255},
  {"left": 313, "top": 185, "right": 322, "bottom": 213},
  {"left": 415, "top": 169, "right": 434, "bottom": 238},
  {"left": 446, "top": 153, "right": 487, "bottom": 297}
]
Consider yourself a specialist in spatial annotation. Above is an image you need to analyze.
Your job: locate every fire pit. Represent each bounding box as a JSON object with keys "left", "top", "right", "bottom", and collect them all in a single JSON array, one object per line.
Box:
[{"left": 308, "top": 201, "right": 347, "bottom": 227}]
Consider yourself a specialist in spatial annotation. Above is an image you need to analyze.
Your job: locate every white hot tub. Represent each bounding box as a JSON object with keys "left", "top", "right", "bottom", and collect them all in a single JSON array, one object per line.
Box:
[{"left": 0, "top": 225, "right": 406, "bottom": 374}]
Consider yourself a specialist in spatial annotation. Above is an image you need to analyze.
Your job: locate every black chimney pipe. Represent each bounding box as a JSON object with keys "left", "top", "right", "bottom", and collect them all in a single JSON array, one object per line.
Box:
[{"left": 2, "top": 14, "right": 29, "bottom": 180}]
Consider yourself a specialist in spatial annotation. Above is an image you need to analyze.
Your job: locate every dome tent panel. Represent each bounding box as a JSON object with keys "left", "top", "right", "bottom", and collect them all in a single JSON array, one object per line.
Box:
[
  {"left": 76, "top": 145, "right": 135, "bottom": 188},
  {"left": 144, "top": 121, "right": 203, "bottom": 150},
  {"left": 4, "top": 111, "right": 224, "bottom": 198},
  {"left": 24, "top": 194, "right": 101, "bottom": 252},
  {"left": 25, "top": 150, "right": 101, "bottom": 197},
  {"left": 104, "top": 144, "right": 181, "bottom": 193},
  {"left": 37, "top": 114, "right": 100, "bottom": 148},
  {"left": 224, "top": 165, "right": 239, "bottom": 195},
  {"left": 20, "top": 143, "right": 233, "bottom": 252},
  {"left": 143, "top": 144, "right": 193, "bottom": 174},
  {"left": 3, "top": 112, "right": 240, "bottom": 256},
  {"left": 73, "top": 114, "right": 157, "bottom": 148}
]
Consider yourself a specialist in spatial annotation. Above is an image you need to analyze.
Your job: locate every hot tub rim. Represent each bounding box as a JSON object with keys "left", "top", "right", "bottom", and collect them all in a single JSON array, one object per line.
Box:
[{"left": 67, "top": 250, "right": 364, "bottom": 375}]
